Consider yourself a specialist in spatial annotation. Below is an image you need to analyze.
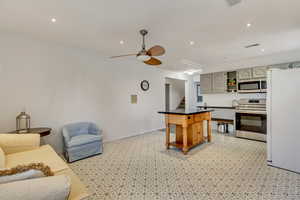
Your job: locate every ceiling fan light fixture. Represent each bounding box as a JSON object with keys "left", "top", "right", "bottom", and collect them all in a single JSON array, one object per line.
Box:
[
  {"left": 137, "top": 54, "right": 151, "bottom": 62},
  {"left": 110, "top": 29, "right": 165, "bottom": 66}
]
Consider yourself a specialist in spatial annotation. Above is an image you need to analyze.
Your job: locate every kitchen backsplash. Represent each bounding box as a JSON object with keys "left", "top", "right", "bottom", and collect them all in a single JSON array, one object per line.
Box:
[{"left": 201, "top": 92, "right": 267, "bottom": 107}]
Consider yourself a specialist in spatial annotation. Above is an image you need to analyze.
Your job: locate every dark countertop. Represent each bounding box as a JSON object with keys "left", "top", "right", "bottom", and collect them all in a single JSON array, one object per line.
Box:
[
  {"left": 197, "top": 106, "right": 236, "bottom": 110},
  {"left": 158, "top": 108, "right": 214, "bottom": 115}
]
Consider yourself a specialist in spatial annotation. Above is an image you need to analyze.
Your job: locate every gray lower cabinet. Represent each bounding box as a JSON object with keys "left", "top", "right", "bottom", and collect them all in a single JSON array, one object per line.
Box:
[
  {"left": 212, "top": 72, "right": 227, "bottom": 93},
  {"left": 200, "top": 73, "right": 212, "bottom": 94}
]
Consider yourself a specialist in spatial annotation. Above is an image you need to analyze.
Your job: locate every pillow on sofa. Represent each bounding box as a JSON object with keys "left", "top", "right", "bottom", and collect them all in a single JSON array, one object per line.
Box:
[
  {"left": 0, "top": 175, "right": 71, "bottom": 200},
  {"left": 0, "top": 147, "right": 5, "bottom": 169},
  {"left": 0, "top": 169, "right": 45, "bottom": 184},
  {"left": 0, "top": 163, "right": 53, "bottom": 184}
]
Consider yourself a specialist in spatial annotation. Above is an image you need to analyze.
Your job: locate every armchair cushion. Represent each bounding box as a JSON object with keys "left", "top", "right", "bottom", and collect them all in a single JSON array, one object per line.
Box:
[
  {"left": 0, "top": 134, "right": 40, "bottom": 155},
  {"left": 0, "top": 147, "right": 5, "bottom": 169},
  {"left": 66, "top": 134, "right": 102, "bottom": 148}
]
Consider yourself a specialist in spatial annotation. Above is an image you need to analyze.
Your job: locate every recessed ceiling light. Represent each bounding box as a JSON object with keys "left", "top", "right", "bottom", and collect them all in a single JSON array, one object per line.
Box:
[
  {"left": 51, "top": 18, "right": 56, "bottom": 23},
  {"left": 119, "top": 40, "right": 124, "bottom": 45},
  {"left": 189, "top": 41, "right": 195, "bottom": 45},
  {"left": 261, "top": 49, "right": 265, "bottom": 52},
  {"left": 247, "top": 23, "right": 251, "bottom": 27}
]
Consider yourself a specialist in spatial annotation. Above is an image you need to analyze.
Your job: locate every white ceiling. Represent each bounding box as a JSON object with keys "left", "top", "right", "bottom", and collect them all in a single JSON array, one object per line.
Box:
[{"left": 1, "top": 0, "right": 300, "bottom": 73}]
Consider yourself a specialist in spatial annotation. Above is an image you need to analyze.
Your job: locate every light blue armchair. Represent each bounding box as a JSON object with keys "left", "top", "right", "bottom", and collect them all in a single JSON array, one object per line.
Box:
[{"left": 62, "top": 122, "right": 103, "bottom": 162}]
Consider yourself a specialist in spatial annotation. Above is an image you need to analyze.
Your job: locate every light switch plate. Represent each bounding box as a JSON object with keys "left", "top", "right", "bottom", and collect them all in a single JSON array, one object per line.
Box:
[{"left": 131, "top": 95, "right": 137, "bottom": 104}]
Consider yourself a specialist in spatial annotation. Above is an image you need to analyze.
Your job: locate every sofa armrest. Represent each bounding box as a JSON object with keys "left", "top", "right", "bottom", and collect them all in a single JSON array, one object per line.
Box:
[
  {"left": 62, "top": 128, "right": 71, "bottom": 144},
  {"left": 0, "top": 134, "right": 40, "bottom": 155},
  {"left": 0, "top": 175, "right": 71, "bottom": 200},
  {"left": 56, "top": 169, "right": 89, "bottom": 200}
]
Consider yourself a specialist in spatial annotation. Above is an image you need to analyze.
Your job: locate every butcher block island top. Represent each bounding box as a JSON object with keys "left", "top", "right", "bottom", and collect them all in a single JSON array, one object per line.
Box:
[
  {"left": 158, "top": 108, "right": 214, "bottom": 115},
  {"left": 158, "top": 109, "right": 213, "bottom": 155}
]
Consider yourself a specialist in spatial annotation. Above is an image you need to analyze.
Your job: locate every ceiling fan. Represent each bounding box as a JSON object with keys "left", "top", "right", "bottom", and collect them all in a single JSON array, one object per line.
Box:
[{"left": 110, "top": 29, "right": 165, "bottom": 66}]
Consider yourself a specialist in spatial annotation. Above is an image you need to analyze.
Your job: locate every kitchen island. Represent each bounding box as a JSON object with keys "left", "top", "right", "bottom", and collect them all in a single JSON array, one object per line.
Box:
[{"left": 158, "top": 108, "right": 213, "bottom": 154}]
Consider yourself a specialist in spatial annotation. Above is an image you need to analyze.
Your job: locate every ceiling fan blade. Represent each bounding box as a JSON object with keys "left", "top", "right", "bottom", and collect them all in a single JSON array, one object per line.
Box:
[
  {"left": 147, "top": 45, "right": 165, "bottom": 56},
  {"left": 110, "top": 54, "right": 137, "bottom": 59},
  {"left": 144, "top": 57, "right": 162, "bottom": 66}
]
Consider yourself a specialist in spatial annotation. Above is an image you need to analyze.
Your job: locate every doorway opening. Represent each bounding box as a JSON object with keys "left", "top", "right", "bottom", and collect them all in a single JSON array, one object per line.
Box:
[{"left": 165, "top": 78, "right": 186, "bottom": 110}]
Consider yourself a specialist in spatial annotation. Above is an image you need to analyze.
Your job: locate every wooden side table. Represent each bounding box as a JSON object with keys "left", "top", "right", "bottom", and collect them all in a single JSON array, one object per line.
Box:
[{"left": 10, "top": 127, "right": 52, "bottom": 137}]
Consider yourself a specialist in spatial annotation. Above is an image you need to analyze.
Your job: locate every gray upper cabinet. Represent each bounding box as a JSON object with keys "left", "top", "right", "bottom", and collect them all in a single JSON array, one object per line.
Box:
[
  {"left": 199, "top": 62, "right": 297, "bottom": 95},
  {"left": 212, "top": 72, "right": 227, "bottom": 93},
  {"left": 200, "top": 74, "right": 212, "bottom": 94},
  {"left": 252, "top": 66, "right": 268, "bottom": 79},
  {"left": 200, "top": 72, "right": 227, "bottom": 94},
  {"left": 237, "top": 68, "right": 252, "bottom": 80}
]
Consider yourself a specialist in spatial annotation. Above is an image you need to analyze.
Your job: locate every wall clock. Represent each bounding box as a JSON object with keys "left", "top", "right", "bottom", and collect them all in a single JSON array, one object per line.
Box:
[{"left": 141, "top": 80, "right": 150, "bottom": 91}]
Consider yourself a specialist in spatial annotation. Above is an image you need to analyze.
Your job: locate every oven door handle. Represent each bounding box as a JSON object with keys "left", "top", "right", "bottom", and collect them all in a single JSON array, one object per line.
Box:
[
  {"left": 235, "top": 110, "right": 267, "bottom": 114},
  {"left": 237, "top": 89, "right": 262, "bottom": 93}
]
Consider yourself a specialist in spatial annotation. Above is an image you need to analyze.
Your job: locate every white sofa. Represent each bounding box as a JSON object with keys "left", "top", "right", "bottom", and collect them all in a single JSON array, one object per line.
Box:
[{"left": 0, "top": 134, "right": 89, "bottom": 200}]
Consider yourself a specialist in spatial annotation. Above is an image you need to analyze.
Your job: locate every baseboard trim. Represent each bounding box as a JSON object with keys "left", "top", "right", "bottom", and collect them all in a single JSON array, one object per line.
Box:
[
  {"left": 103, "top": 127, "right": 164, "bottom": 143},
  {"left": 67, "top": 152, "right": 103, "bottom": 163}
]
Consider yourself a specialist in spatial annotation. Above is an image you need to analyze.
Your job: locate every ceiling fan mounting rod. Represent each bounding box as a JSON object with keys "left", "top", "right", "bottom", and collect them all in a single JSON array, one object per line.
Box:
[{"left": 140, "top": 29, "right": 148, "bottom": 50}]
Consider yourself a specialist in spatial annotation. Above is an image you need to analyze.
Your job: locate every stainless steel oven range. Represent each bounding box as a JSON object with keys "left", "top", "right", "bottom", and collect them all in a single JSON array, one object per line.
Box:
[{"left": 235, "top": 98, "right": 267, "bottom": 142}]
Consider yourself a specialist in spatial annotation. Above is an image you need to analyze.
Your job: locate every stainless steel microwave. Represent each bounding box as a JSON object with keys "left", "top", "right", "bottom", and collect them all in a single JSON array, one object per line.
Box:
[{"left": 238, "top": 79, "right": 267, "bottom": 93}]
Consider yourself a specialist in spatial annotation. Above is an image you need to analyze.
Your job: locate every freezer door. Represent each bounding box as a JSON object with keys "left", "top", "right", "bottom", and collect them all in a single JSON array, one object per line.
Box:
[{"left": 270, "top": 69, "right": 300, "bottom": 173}]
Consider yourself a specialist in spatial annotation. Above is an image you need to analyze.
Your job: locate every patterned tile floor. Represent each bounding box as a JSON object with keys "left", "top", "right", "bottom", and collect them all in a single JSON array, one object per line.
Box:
[{"left": 70, "top": 131, "right": 300, "bottom": 200}]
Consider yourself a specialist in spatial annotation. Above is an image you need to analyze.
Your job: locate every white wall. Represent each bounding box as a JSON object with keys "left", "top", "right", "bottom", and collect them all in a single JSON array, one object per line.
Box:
[
  {"left": 165, "top": 78, "right": 185, "bottom": 110},
  {"left": 187, "top": 75, "right": 200, "bottom": 109},
  {"left": 0, "top": 32, "right": 173, "bottom": 153}
]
